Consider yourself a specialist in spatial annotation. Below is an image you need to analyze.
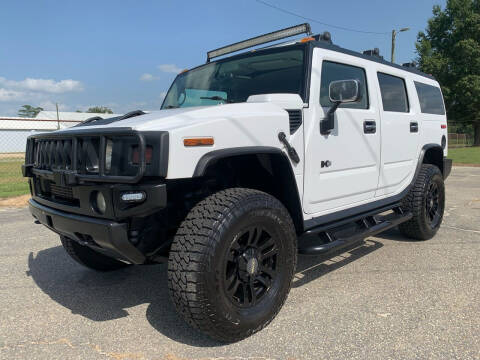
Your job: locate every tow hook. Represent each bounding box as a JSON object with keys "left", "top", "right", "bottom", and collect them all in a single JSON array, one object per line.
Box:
[{"left": 278, "top": 132, "right": 300, "bottom": 164}]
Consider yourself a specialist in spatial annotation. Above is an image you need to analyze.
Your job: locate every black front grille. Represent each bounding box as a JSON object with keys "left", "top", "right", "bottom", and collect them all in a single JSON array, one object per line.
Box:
[
  {"left": 33, "top": 138, "right": 99, "bottom": 173},
  {"left": 24, "top": 129, "right": 169, "bottom": 184},
  {"left": 287, "top": 109, "right": 302, "bottom": 134},
  {"left": 50, "top": 184, "right": 74, "bottom": 200}
]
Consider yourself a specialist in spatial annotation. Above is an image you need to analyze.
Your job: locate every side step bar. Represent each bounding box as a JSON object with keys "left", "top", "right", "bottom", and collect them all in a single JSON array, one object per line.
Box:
[{"left": 298, "top": 207, "right": 412, "bottom": 256}]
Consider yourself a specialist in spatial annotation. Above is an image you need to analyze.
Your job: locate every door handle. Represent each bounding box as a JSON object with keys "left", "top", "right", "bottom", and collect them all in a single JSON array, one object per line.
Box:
[
  {"left": 363, "top": 120, "right": 376, "bottom": 134},
  {"left": 410, "top": 122, "right": 419, "bottom": 133}
]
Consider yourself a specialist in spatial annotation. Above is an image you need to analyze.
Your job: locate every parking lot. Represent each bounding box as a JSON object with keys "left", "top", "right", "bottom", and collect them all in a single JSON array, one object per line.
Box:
[{"left": 0, "top": 167, "right": 479, "bottom": 360}]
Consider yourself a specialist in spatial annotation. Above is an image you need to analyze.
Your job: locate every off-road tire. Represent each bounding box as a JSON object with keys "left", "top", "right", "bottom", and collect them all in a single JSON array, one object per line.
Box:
[
  {"left": 399, "top": 164, "right": 445, "bottom": 240},
  {"left": 60, "top": 236, "right": 129, "bottom": 271},
  {"left": 168, "top": 188, "right": 297, "bottom": 342}
]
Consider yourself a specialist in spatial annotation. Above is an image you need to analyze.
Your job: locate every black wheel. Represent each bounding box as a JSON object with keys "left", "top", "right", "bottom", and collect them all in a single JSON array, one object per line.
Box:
[
  {"left": 399, "top": 164, "right": 445, "bottom": 240},
  {"left": 168, "top": 188, "right": 297, "bottom": 342},
  {"left": 60, "top": 236, "right": 129, "bottom": 271}
]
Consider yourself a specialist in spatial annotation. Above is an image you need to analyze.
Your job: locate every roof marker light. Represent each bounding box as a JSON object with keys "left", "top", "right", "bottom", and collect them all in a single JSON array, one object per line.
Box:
[{"left": 300, "top": 37, "right": 315, "bottom": 43}]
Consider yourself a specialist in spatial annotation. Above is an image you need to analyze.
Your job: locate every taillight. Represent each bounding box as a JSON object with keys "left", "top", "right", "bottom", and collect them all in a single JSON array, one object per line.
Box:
[{"left": 131, "top": 146, "right": 153, "bottom": 164}]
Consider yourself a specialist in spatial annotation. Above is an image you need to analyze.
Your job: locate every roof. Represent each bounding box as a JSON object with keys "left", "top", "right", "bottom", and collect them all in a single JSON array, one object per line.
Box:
[
  {"left": 35, "top": 111, "right": 122, "bottom": 121},
  {"left": 208, "top": 36, "right": 435, "bottom": 81}
]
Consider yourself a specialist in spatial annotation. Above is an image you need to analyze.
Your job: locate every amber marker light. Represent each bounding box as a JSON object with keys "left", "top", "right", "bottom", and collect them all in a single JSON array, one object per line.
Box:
[
  {"left": 183, "top": 137, "right": 214, "bottom": 147},
  {"left": 300, "top": 37, "right": 315, "bottom": 43}
]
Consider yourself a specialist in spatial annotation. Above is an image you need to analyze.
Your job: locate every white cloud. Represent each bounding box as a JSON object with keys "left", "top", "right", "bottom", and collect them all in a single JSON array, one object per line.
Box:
[
  {"left": 157, "top": 64, "right": 183, "bottom": 74},
  {"left": 140, "top": 73, "right": 159, "bottom": 81},
  {"left": 0, "top": 77, "right": 83, "bottom": 94},
  {"left": 0, "top": 88, "right": 26, "bottom": 102}
]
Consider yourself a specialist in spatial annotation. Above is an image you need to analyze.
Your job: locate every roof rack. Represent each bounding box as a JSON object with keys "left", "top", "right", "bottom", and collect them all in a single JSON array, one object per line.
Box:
[
  {"left": 313, "top": 32, "right": 332, "bottom": 44},
  {"left": 363, "top": 48, "right": 383, "bottom": 59},
  {"left": 402, "top": 61, "right": 417, "bottom": 68},
  {"left": 206, "top": 23, "right": 312, "bottom": 62}
]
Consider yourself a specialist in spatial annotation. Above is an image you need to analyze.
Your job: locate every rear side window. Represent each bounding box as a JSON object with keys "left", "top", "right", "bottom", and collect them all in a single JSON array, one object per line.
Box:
[
  {"left": 414, "top": 82, "right": 445, "bottom": 115},
  {"left": 377, "top": 73, "right": 409, "bottom": 112},
  {"left": 320, "top": 61, "right": 369, "bottom": 109}
]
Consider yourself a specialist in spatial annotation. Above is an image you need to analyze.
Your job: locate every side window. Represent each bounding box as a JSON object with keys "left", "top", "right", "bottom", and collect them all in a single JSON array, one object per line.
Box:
[
  {"left": 414, "top": 81, "right": 445, "bottom": 115},
  {"left": 377, "top": 72, "right": 409, "bottom": 112},
  {"left": 320, "top": 61, "right": 368, "bottom": 109}
]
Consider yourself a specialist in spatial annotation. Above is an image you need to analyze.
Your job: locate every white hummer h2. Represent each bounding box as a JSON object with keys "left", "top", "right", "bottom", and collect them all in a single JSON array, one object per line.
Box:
[{"left": 23, "top": 24, "right": 452, "bottom": 342}]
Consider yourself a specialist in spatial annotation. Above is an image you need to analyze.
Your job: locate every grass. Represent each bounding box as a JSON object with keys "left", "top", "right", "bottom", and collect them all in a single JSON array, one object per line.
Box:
[
  {"left": 0, "top": 157, "right": 29, "bottom": 198},
  {"left": 448, "top": 146, "right": 480, "bottom": 164}
]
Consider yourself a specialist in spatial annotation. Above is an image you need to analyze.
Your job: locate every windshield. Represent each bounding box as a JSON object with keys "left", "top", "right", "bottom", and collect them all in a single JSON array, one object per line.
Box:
[{"left": 161, "top": 46, "right": 306, "bottom": 109}]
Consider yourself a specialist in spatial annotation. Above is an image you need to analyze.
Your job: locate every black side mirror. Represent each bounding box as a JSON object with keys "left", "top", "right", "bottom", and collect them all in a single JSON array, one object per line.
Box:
[{"left": 320, "top": 79, "right": 361, "bottom": 135}]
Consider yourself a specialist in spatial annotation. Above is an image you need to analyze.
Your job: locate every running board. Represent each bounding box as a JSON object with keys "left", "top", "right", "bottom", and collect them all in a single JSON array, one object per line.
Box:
[{"left": 298, "top": 207, "right": 412, "bottom": 256}]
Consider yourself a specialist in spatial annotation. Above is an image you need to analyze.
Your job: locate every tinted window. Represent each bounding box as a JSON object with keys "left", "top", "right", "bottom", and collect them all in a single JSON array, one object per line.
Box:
[
  {"left": 377, "top": 73, "right": 409, "bottom": 112},
  {"left": 162, "top": 48, "right": 305, "bottom": 109},
  {"left": 320, "top": 61, "right": 368, "bottom": 109},
  {"left": 415, "top": 82, "right": 445, "bottom": 115}
]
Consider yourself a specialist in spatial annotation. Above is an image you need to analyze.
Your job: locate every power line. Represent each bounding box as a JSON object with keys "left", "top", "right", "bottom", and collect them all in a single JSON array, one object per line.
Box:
[{"left": 254, "top": 0, "right": 390, "bottom": 35}]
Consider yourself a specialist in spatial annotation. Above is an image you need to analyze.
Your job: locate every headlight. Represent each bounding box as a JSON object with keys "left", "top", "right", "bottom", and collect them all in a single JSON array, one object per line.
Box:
[{"left": 105, "top": 139, "right": 113, "bottom": 173}]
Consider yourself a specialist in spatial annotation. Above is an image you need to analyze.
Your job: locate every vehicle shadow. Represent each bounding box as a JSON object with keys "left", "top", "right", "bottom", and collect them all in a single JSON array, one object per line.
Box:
[
  {"left": 27, "top": 239, "right": 383, "bottom": 346},
  {"left": 293, "top": 239, "right": 383, "bottom": 288}
]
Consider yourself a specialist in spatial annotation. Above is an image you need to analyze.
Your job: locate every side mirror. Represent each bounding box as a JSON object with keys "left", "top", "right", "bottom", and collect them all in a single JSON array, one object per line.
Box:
[
  {"left": 320, "top": 79, "right": 362, "bottom": 135},
  {"left": 329, "top": 79, "right": 361, "bottom": 103}
]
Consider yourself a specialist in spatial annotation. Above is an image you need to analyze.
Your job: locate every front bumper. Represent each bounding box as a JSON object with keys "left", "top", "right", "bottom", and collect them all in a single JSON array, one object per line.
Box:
[{"left": 29, "top": 199, "right": 146, "bottom": 264}]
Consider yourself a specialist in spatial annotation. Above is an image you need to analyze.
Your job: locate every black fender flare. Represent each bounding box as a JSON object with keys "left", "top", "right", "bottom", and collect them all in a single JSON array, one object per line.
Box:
[
  {"left": 193, "top": 146, "right": 287, "bottom": 177},
  {"left": 192, "top": 146, "right": 304, "bottom": 232}
]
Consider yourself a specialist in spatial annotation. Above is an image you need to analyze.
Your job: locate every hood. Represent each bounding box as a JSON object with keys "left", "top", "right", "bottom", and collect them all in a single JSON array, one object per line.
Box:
[{"left": 59, "top": 102, "right": 288, "bottom": 133}]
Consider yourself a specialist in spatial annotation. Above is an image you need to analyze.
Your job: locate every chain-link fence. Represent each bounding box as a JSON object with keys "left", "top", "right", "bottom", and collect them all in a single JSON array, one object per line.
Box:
[
  {"left": 448, "top": 133, "right": 473, "bottom": 148},
  {"left": 0, "top": 118, "right": 80, "bottom": 198},
  {"left": 448, "top": 121, "right": 475, "bottom": 148}
]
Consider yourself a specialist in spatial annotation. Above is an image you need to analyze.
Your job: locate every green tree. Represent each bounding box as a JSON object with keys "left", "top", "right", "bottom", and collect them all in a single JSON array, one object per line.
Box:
[
  {"left": 87, "top": 106, "right": 113, "bottom": 114},
  {"left": 17, "top": 105, "right": 43, "bottom": 118},
  {"left": 416, "top": 0, "right": 480, "bottom": 146}
]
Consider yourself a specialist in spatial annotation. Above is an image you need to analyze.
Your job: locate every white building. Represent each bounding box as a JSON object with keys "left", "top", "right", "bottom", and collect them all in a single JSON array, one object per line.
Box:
[{"left": 0, "top": 111, "right": 121, "bottom": 153}]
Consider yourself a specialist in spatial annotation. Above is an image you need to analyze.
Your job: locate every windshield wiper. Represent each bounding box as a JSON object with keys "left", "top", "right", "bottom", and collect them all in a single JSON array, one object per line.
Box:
[
  {"left": 165, "top": 105, "right": 179, "bottom": 109},
  {"left": 200, "top": 96, "right": 233, "bottom": 103}
]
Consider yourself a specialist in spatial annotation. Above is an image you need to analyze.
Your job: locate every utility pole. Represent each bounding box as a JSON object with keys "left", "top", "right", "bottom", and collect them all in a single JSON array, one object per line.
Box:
[
  {"left": 56, "top": 102, "right": 60, "bottom": 129},
  {"left": 391, "top": 27, "right": 410, "bottom": 63}
]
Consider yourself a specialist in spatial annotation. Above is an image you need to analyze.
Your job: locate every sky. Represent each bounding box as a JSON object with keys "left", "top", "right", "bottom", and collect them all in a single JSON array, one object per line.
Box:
[{"left": 0, "top": 0, "right": 446, "bottom": 117}]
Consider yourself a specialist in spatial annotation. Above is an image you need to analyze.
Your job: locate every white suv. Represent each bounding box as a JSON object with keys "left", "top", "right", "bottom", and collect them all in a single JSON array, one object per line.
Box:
[{"left": 23, "top": 23, "right": 452, "bottom": 342}]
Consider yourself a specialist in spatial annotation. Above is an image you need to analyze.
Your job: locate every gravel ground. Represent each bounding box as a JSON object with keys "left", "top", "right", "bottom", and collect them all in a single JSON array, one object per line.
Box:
[{"left": 0, "top": 167, "right": 479, "bottom": 360}]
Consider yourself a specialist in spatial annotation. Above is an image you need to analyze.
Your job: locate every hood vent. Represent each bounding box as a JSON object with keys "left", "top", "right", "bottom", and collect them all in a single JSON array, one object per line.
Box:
[{"left": 287, "top": 109, "right": 302, "bottom": 134}]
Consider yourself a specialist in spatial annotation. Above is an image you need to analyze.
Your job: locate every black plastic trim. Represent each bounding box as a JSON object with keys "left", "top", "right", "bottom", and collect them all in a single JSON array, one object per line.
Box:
[
  {"left": 30, "top": 181, "right": 167, "bottom": 220},
  {"left": 193, "top": 146, "right": 287, "bottom": 177},
  {"left": 29, "top": 199, "right": 146, "bottom": 264}
]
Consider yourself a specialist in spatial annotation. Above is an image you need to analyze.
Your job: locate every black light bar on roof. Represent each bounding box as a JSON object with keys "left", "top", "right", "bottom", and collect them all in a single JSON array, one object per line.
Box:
[{"left": 206, "top": 23, "right": 312, "bottom": 62}]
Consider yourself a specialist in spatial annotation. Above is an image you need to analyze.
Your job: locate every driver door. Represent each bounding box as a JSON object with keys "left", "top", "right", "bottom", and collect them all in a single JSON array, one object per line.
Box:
[{"left": 303, "top": 50, "right": 381, "bottom": 215}]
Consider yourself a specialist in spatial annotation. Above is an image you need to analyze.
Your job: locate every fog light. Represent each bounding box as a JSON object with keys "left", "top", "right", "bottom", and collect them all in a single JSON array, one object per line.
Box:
[
  {"left": 121, "top": 191, "right": 146, "bottom": 203},
  {"left": 94, "top": 191, "right": 107, "bottom": 214}
]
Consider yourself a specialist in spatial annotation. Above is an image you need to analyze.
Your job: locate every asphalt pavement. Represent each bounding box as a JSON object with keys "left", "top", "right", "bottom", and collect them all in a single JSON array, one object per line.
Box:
[{"left": 0, "top": 167, "right": 479, "bottom": 360}]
